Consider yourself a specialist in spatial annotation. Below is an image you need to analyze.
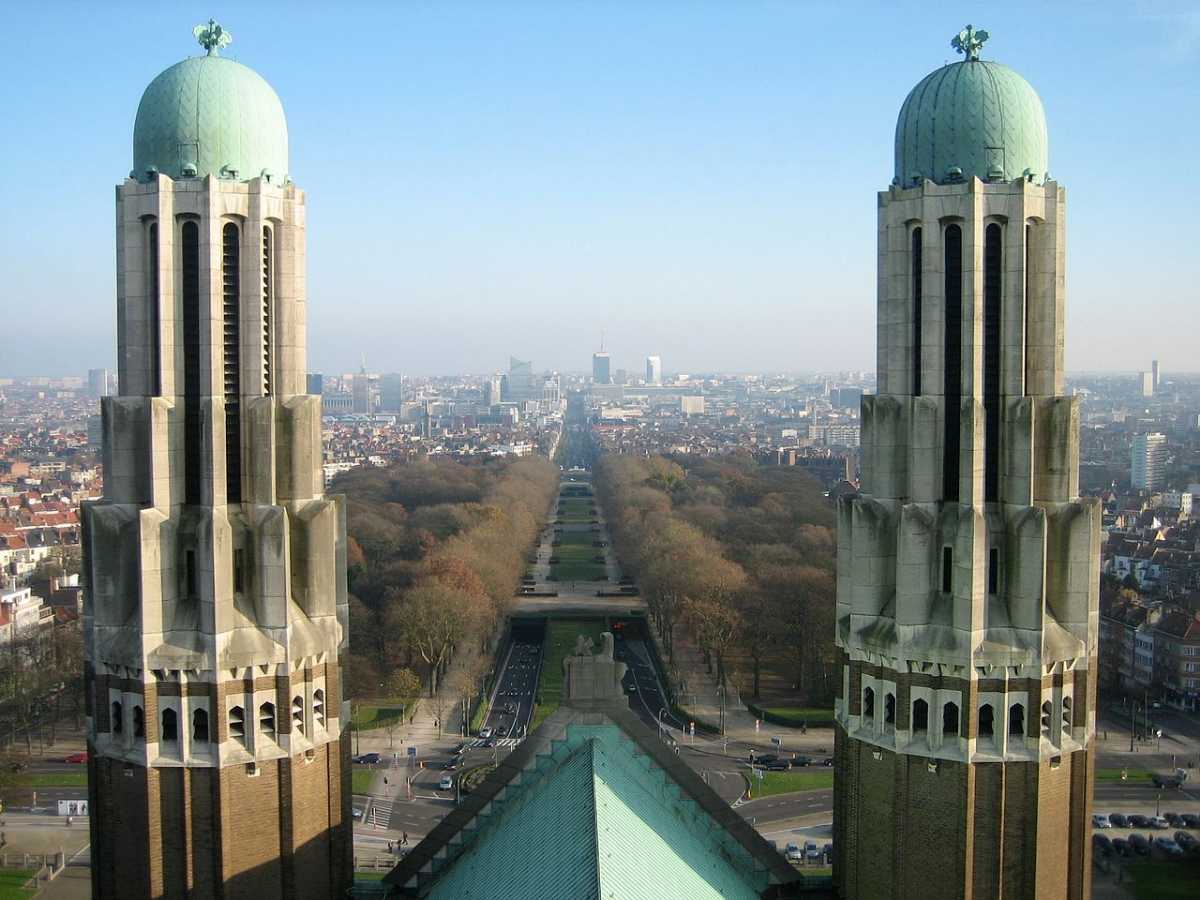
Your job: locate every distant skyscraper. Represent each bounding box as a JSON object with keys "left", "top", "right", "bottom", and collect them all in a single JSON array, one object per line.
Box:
[
  {"left": 1151, "top": 359, "right": 1160, "bottom": 388},
  {"left": 645, "top": 355, "right": 662, "bottom": 385},
  {"left": 592, "top": 352, "right": 611, "bottom": 385},
  {"left": 835, "top": 27, "right": 1099, "bottom": 900},
  {"left": 380, "top": 373, "right": 404, "bottom": 412},
  {"left": 82, "top": 23, "right": 351, "bottom": 898},
  {"left": 1132, "top": 432, "right": 1167, "bottom": 491},
  {"left": 88, "top": 368, "right": 111, "bottom": 398},
  {"left": 484, "top": 374, "right": 503, "bottom": 406},
  {"left": 1140, "top": 370, "right": 1154, "bottom": 397},
  {"left": 306, "top": 372, "right": 324, "bottom": 395},
  {"left": 352, "top": 357, "right": 372, "bottom": 413},
  {"left": 503, "top": 357, "right": 537, "bottom": 402}
]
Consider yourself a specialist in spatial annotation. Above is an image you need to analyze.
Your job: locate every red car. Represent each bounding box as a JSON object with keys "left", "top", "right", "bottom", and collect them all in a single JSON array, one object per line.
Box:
[{"left": 64, "top": 752, "right": 88, "bottom": 764}]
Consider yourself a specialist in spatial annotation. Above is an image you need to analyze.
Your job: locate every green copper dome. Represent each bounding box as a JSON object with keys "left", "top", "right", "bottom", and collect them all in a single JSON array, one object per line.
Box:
[
  {"left": 132, "top": 21, "right": 288, "bottom": 182},
  {"left": 894, "top": 28, "right": 1047, "bottom": 187}
]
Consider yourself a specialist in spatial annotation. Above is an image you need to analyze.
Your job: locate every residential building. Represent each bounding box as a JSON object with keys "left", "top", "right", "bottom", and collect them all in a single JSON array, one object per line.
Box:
[
  {"left": 1131, "top": 432, "right": 1166, "bottom": 491},
  {"left": 834, "top": 28, "right": 1099, "bottom": 899},
  {"left": 81, "top": 23, "right": 351, "bottom": 898}
]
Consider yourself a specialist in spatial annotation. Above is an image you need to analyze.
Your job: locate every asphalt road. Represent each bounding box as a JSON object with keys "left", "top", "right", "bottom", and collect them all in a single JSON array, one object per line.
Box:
[{"left": 480, "top": 636, "right": 541, "bottom": 742}]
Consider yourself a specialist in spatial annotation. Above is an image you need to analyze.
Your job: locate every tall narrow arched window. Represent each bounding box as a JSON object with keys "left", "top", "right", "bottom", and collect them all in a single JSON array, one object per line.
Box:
[
  {"left": 230, "top": 706, "right": 246, "bottom": 748},
  {"left": 148, "top": 221, "right": 161, "bottom": 396},
  {"left": 1062, "top": 696, "right": 1073, "bottom": 731},
  {"left": 313, "top": 689, "right": 326, "bottom": 730},
  {"left": 1023, "top": 223, "right": 1032, "bottom": 395},
  {"left": 984, "top": 223, "right": 1003, "bottom": 502},
  {"left": 1041, "top": 701, "right": 1053, "bottom": 739},
  {"left": 885, "top": 693, "right": 896, "bottom": 725},
  {"left": 943, "top": 224, "right": 962, "bottom": 501},
  {"left": 1009, "top": 703, "right": 1025, "bottom": 737},
  {"left": 193, "top": 708, "right": 210, "bottom": 743},
  {"left": 161, "top": 708, "right": 178, "bottom": 743},
  {"left": 111, "top": 701, "right": 123, "bottom": 735},
  {"left": 943, "top": 702, "right": 960, "bottom": 737},
  {"left": 863, "top": 687, "right": 875, "bottom": 721},
  {"left": 979, "top": 703, "right": 994, "bottom": 738},
  {"left": 262, "top": 226, "right": 273, "bottom": 395},
  {"left": 292, "top": 695, "right": 305, "bottom": 736},
  {"left": 181, "top": 221, "right": 202, "bottom": 505},
  {"left": 134, "top": 705, "right": 145, "bottom": 738},
  {"left": 222, "top": 222, "right": 242, "bottom": 504},
  {"left": 259, "top": 702, "right": 276, "bottom": 740},
  {"left": 911, "top": 227, "right": 923, "bottom": 396},
  {"left": 912, "top": 699, "right": 929, "bottom": 732}
]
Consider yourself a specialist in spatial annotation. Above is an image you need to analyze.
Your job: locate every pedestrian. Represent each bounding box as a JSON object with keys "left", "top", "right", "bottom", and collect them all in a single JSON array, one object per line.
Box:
[
  {"left": 387, "top": 841, "right": 393, "bottom": 854},
  {"left": 402, "top": 832, "right": 409, "bottom": 846}
]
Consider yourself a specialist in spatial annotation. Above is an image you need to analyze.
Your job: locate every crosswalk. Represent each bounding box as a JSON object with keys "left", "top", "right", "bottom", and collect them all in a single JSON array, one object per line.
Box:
[{"left": 465, "top": 737, "right": 521, "bottom": 750}]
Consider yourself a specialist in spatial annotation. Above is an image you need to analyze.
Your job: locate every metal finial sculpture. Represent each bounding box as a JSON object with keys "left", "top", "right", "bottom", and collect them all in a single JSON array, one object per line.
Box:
[
  {"left": 951, "top": 24, "right": 988, "bottom": 62},
  {"left": 194, "top": 18, "right": 232, "bottom": 56}
]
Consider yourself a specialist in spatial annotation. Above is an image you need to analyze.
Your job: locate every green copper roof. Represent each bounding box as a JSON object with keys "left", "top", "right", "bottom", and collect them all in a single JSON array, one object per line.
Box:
[
  {"left": 894, "top": 31, "right": 1047, "bottom": 186},
  {"left": 132, "top": 22, "right": 288, "bottom": 182},
  {"left": 388, "top": 710, "right": 798, "bottom": 898}
]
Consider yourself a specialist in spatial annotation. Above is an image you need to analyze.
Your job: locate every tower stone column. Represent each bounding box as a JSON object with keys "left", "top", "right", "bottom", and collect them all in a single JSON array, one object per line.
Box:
[
  {"left": 833, "top": 27, "right": 1099, "bottom": 900},
  {"left": 82, "top": 23, "right": 351, "bottom": 899}
]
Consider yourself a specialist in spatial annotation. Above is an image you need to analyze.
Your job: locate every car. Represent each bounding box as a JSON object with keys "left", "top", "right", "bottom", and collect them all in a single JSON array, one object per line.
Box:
[
  {"left": 804, "top": 842, "right": 821, "bottom": 862},
  {"left": 1174, "top": 831, "right": 1198, "bottom": 852},
  {"left": 1149, "top": 816, "right": 1170, "bottom": 830},
  {"left": 790, "top": 755, "right": 813, "bottom": 767},
  {"left": 1108, "top": 813, "right": 1129, "bottom": 828},
  {"left": 785, "top": 843, "right": 803, "bottom": 862},
  {"left": 481, "top": 738, "right": 496, "bottom": 749},
  {"left": 479, "top": 728, "right": 493, "bottom": 740},
  {"left": 1092, "top": 834, "right": 1113, "bottom": 857},
  {"left": 441, "top": 759, "right": 459, "bottom": 771},
  {"left": 353, "top": 752, "right": 381, "bottom": 765},
  {"left": 64, "top": 751, "right": 88, "bottom": 764},
  {"left": 1182, "top": 813, "right": 1200, "bottom": 829},
  {"left": 451, "top": 742, "right": 466, "bottom": 754},
  {"left": 438, "top": 775, "right": 454, "bottom": 791},
  {"left": 1165, "top": 812, "right": 1184, "bottom": 828},
  {"left": 751, "top": 754, "right": 780, "bottom": 766},
  {"left": 1152, "top": 770, "right": 1188, "bottom": 789},
  {"left": 1153, "top": 837, "right": 1185, "bottom": 858},
  {"left": 1128, "top": 814, "right": 1150, "bottom": 828},
  {"left": 1112, "top": 838, "right": 1133, "bottom": 858},
  {"left": 1092, "top": 814, "right": 1111, "bottom": 829},
  {"left": 764, "top": 760, "right": 790, "bottom": 771},
  {"left": 351, "top": 808, "right": 364, "bottom": 820},
  {"left": 820, "top": 757, "right": 835, "bottom": 767},
  {"left": 1128, "top": 834, "right": 1150, "bottom": 856}
]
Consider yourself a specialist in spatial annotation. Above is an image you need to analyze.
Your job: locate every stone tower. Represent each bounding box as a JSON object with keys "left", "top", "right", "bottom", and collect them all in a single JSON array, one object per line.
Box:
[
  {"left": 833, "top": 27, "right": 1100, "bottom": 900},
  {"left": 81, "top": 22, "right": 352, "bottom": 899}
]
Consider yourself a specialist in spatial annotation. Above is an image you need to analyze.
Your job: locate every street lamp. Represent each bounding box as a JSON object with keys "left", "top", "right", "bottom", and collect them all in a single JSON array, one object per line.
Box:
[{"left": 657, "top": 707, "right": 668, "bottom": 739}]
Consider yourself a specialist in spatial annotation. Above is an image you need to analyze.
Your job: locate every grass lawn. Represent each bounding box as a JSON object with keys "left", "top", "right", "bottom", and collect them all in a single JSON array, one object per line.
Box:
[
  {"left": 747, "top": 768, "right": 834, "bottom": 798},
  {"left": 556, "top": 498, "right": 595, "bottom": 522},
  {"left": 17, "top": 772, "right": 88, "bottom": 788},
  {"left": 757, "top": 706, "right": 835, "bottom": 726},
  {"left": 1095, "top": 768, "right": 1155, "bottom": 783},
  {"left": 0, "top": 870, "right": 36, "bottom": 899},
  {"left": 534, "top": 618, "right": 609, "bottom": 723},
  {"left": 352, "top": 704, "right": 407, "bottom": 731},
  {"left": 1127, "top": 859, "right": 1200, "bottom": 899},
  {"left": 550, "top": 529, "right": 606, "bottom": 581},
  {"left": 351, "top": 770, "right": 375, "bottom": 794},
  {"left": 354, "top": 872, "right": 387, "bottom": 881}
]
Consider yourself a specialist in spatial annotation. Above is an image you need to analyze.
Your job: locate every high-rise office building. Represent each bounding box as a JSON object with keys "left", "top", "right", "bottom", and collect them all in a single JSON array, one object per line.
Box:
[
  {"left": 1140, "top": 370, "right": 1154, "bottom": 398},
  {"left": 88, "top": 368, "right": 111, "bottom": 398},
  {"left": 82, "top": 23, "right": 351, "bottom": 898},
  {"left": 645, "top": 355, "right": 662, "bottom": 385},
  {"left": 380, "top": 373, "right": 404, "bottom": 412},
  {"left": 306, "top": 372, "right": 324, "bottom": 396},
  {"left": 1152, "top": 359, "right": 1160, "bottom": 388},
  {"left": 834, "top": 27, "right": 1099, "bottom": 900},
  {"left": 352, "top": 357, "right": 372, "bottom": 414},
  {"left": 592, "top": 352, "right": 611, "bottom": 385},
  {"left": 503, "top": 357, "right": 537, "bottom": 402},
  {"left": 1131, "top": 432, "right": 1167, "bottom": 491}
]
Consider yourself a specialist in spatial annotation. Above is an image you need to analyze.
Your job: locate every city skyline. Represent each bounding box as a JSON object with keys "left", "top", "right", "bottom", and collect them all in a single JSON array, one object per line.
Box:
[{"left": 2, "top": 2, "right": 1198, "bottom": 377}]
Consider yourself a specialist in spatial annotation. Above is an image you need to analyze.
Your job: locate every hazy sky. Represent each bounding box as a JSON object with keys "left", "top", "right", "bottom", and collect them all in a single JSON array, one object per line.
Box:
[{"left": 1, "top": 2, "right": 1197, "bottom": 378}]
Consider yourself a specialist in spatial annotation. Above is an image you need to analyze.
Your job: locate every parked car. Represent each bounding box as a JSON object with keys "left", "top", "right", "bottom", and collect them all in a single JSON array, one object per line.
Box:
[
  {"left": 1112, "top": 838, "right": 1133, "bottom": 858},
  {"left": 804, "top": 842, "right": 821, "bottom": 862},
  {"left": 1108, "top": 813, "right": 1129, "bottom": 828},
  {"left": 1149, "top": 816, "right": 1170, "bottom": 830},
  {"left": 1092, "top": 814, "right": 1111, "bottom": 829},
  {"left": 790, "top": 755, "right": 814, "bottom": 767},
  {"left": 1128, "top": 814, "right": 1150, "bottom": 828},
  {"left": 353, "top": 752, "right": 381, "bottom": 765},
  {"left": 1181, "top": 813, "right": 1200, "bottom": 829},
  {"left": 785, "top": 844, "right": 803, "bottom": 862},
  {"left": 64, "top": 751, "right": 88, "bottom": 764},
  {"left": 1153, "top": 837, "right": 1184, "bottom": 858},
  {"left": 1173, "top": 831, "right": 1198, "bottom": 852},
  {"left": 1129, "top": 834, "right": 1151, "bottom": 856},
  {"left": 1092, "top": 834, "right": 1113, "bottom": 857},
  {"left": 438, "top": 775, "right": 454, "bottom": 791}
]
